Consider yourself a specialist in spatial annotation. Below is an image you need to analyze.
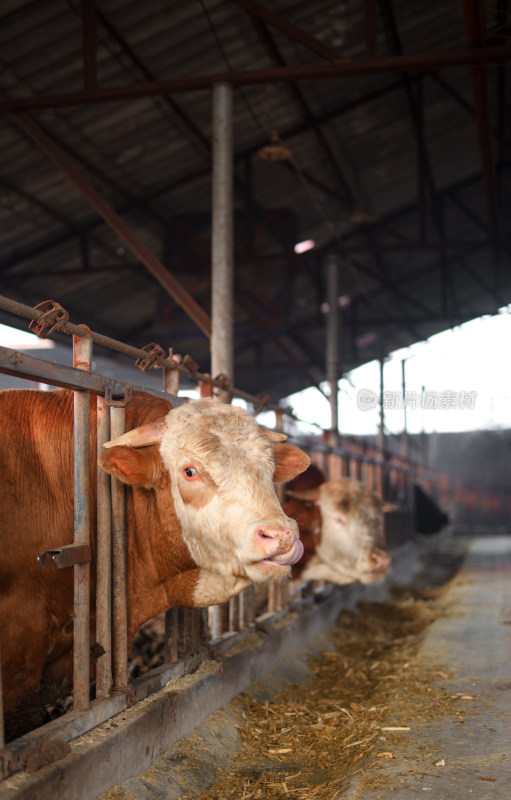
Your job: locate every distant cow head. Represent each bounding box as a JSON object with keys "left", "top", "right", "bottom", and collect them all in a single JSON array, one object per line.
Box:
[
  {"left": 99, "top": 400, "right": 309, "bottom": 603},
  {"left": 288, "top": 478, "right": 392, "bottom": 585}
]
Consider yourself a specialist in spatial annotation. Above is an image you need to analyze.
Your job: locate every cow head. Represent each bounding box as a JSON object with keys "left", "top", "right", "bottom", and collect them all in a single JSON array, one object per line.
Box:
[
  {"left": 288, "top": 478, "right": 392, "bottom": 584},
  {"left": 99, "top": 400, "right": 309, "bottom": 597}
]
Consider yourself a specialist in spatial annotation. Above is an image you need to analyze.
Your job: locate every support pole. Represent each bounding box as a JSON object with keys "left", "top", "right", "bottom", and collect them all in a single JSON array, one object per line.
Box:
[
  {"left": 211, "top": 83, "right": 234, "bottom": 403},
  {"left": 72, "top": 331, "right": 93, "bottom": 711},
  {"left": 401, "top": 358, "right": 409, "bottom": 461},
  {"left": 111, "top": 405, "right": 128, "bottom": 693},
  {"left": 325, "top": 254, "right": 340, "bottom": 439}
]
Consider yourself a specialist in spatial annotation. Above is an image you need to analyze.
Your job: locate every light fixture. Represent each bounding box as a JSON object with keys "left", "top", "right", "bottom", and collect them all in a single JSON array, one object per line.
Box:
[
  {"left": 294, "top": 239, "right": 315, "bottom": 254},
  {"left": 257, "top": 129, "right": 291, "bottom": 161}
]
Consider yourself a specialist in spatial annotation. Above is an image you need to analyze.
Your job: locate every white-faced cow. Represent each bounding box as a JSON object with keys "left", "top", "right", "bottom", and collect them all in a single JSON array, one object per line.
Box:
[
  {"left": 0, "top": 389, "right": 309, "bottom": 738},
  {"left": 283, "top": 465, "right": 391, "bottom": 585}
]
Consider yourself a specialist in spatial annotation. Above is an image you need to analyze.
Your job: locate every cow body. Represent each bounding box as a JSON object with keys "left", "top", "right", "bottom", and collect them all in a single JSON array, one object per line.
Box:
[
  {"left": 284, "top": 466, "right": 391, "bottom": 585},
  {"left": 0, "top": 389, "right": 308, "bottom": 738}
]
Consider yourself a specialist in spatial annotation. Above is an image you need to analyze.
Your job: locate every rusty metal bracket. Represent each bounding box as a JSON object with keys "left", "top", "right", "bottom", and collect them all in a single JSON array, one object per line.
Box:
[
  {"left": 199, "top": 376, "right": 213, "bottom": 398},
  {"left": 29, "top": 300, "right": 69, "bottom": 339},
  {"left": 135, "top": 342, "right": 166, "bottom": 372},
  {"left": 214, "top": 373, "right": 232, "bottom": 392},
  {"left": 105, "top": 384, "right": 132, "bottom": 408},
  {"left": 182, "top": 354, "right": 200, "bottom": 379},
  {"left": 38, "top": 544, "right": 91, "bottom": 569},
  {"left": 253, "top": 392, "right": 270, "bottom": 414}
]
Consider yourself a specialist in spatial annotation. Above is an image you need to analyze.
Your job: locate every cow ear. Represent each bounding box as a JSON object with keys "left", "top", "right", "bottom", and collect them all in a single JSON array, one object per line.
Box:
[
  {"left": 273, "top": 444, "right": 310, "bottom": 483},
  {"left": 286, "top": 487, "right": 321, "bottom": 503},
  {"left": 99, "top": 446, "right": 158, "bottom": 488}
]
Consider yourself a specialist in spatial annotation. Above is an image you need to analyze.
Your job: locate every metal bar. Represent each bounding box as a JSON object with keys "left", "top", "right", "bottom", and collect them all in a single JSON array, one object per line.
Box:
[
  {"left": 325, "top": 254, "right": 340, "bottom": 436},
  {"left": 211, "top": 84, "right": 234, "bottom": 403},
  {"left": 209, "top": 606, "right": 223, "bottom": 641},
  {"left": 229, "top": 0, "right": 344, "bottom": 63},
  {"left": 1, "top": 47, "right": 510, "bottom": 110},
  {"left": 72, "top": 332, "right": 93, "bottom": 711},
  {"left": 7, "top": 115, "right": 212, "bottom": 338},
  {"left": 82, "top": 0, "right": 97, "bottom": 91},
  {"left": 110, "top": 406, "right": 128, "bottom": 693},
  {"left": 462, "top": 0, "right": 501, "bottom": 263},
  {"left": 37, "top": 544, "right": 91, "bottom": 569},
  {"left": 228, "top": 596, "right": 238, "bottom": 633},
  {"left": 401, "top": 359, "right": 409, "bottom": 461},
  {"left": 164, "top": 608, "right": 179, "bottom": 663},
  {"left": 365, "top": 0, "right": 379, "bottom": 58},
  {"left": 267, "top": 582, "right": 276, "bottom": 614},
  {"left": 0, "top": 345, "right": 178, "bottom": 403},
  {"left": 0, "top": 295, "right": 296, "bottom": 415},
  {"left": 95, "top": 396, "right": 112, "bottom": 698}
]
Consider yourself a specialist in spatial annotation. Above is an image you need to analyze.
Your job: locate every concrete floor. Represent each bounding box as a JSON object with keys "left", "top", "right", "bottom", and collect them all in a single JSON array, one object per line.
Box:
[{"left": 345, "top": 535, "right": 511, "bottom": 799}]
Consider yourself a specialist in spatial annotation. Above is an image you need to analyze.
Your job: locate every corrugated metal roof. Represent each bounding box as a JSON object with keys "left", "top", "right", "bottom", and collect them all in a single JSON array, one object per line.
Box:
[{"left": 0, "top": 0, "right": 509, "bottom": 401}]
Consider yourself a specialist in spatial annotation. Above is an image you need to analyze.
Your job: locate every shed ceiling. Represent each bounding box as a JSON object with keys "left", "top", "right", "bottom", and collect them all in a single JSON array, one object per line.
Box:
[{"left": 0, "top": 0, "right": 510, "bottom": 403}]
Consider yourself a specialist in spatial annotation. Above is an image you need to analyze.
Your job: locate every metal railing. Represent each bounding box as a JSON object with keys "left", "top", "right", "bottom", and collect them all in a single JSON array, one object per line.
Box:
[{"left": 0, "top": 294, "right": 505, "bottom": 778}]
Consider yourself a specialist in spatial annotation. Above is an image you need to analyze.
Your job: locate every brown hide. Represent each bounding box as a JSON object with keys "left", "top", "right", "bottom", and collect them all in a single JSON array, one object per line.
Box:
[
  {"left": 0, "top": 390, "right": 308, "bottom": 740},
  {"left": 284, "top": 465, "right": 325, "bottom": 579},
  {"left": 0, "top": 389, "right": 186, "bottom": 737}
]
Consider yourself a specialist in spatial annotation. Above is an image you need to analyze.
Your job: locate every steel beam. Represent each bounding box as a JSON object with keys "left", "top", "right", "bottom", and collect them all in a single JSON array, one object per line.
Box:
[
  {"left": 0, "top": 47, "right": 510, "bottom": 111},
  {"left": 82, "top": 0, "right": 97, "bottom": 91},
  {"left": 325, "top": 254, "right": 340, "bottom": 435},
  {"left": 8, "top": 113, "right": 212, "bottom": 337},
  {"left": 462, "top": 0, "right": 501, "bottom": 257},
  {"left": 227, "top": 0, "right": 345, "bottom": 63},
  {"left": 211, "top": 84, "right": 234, "bottom": 401}
]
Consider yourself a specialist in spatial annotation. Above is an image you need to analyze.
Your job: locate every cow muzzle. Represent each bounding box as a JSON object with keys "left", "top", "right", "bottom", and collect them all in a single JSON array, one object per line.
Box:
[
  {"left": 361, "top": 548, "right": 392, "bottom": 582},
  {"left": 252, "top": 524, "right": 304, "bottom": 571}
]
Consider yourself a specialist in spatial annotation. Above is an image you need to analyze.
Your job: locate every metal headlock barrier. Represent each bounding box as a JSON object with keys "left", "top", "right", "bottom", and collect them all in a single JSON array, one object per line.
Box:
[{"left": 0, "top": 294, "right": 508, "bottom": 779}]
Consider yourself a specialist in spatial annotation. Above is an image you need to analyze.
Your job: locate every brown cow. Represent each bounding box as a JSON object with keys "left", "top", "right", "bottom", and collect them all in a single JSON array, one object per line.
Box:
[
  {"left": 284, "top": 465, "right": 391, "bottom": 585},
  {"left": 0, "top": 389, "right": 309, "bottom": 738}
]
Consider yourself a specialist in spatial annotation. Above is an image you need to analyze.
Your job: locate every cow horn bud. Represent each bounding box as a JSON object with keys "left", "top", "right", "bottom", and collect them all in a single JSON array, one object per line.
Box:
[
  {"left": 103, "top": 420, "right": 165, "bottom": 449},
  {"left": 259, "top": 426, "right": 287, "bottom": 443}
]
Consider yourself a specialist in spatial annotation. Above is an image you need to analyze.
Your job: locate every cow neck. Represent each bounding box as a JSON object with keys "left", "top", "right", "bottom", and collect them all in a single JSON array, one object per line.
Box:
[{"left": 125, "top": 471, "right": 196, "bottom": 637}]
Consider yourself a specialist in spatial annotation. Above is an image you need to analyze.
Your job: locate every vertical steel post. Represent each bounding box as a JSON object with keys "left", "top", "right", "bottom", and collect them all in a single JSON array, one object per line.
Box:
[
  {"left": 164, "top": 608, "right": 179, "bottom": 664},
  {"left": 209, "top": 606, "right": 223, "bottom": 641},
  {"left": 95, "top": 396, "right": 112, "bottom": 698},
  {"left": 326, "top": 254, "right": 340, "bottom": 439},
  {"left": 0, "top": 640, "right": 4, "bottom": 748},
  {"left": 111, "top": 405, "right": 128, "bottom": 692},
  {"left": 73, "top": 331, "right": 93, "bottom": 711},
  {"left": 401, "top": 359, "right": 409, "bottom": 461},
  {"left": 211, "top": 83, "right": 234, "bottom": 404}
]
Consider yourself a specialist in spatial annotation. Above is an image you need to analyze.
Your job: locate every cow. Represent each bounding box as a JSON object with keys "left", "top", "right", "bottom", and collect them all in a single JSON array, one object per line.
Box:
[
  {"left": 283, "top": 465, "right": 392, "bottom": 585},
  {"left": 0, "top": 389, "right": 309, "bottom": 739}
]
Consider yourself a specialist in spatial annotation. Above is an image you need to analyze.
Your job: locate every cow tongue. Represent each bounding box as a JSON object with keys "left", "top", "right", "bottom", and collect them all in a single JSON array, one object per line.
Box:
[{"left": 267, "top": 538, "right": 304, "bottom": 566}]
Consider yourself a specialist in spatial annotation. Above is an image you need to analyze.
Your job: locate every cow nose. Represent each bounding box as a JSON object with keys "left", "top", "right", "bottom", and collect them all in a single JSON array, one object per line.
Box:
[
  {"left": 368, "top": 549, "right": 392, "bottom": 572},
  {"left": 256, "top": 525, "right": 297, "bottom": 557}
]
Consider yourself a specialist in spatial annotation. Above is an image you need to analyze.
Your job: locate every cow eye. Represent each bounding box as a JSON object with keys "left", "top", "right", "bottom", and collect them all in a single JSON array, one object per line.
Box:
[{"left": 184, "top": 466, "right": 199, "bottom": 480}]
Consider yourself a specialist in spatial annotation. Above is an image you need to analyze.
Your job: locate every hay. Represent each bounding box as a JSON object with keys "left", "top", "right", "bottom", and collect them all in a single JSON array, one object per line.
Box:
[{"left": 191, "top": 585, "right": 456, "bottom": 800}]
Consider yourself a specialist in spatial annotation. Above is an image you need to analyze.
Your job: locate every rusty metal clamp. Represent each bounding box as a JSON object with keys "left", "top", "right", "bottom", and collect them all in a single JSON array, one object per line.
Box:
[
  {"left": 29, "top": 300, "right": 69, "bottom": 339},
  {"left": 105, "top": 384, "right": 132, "bottom": 408},
  {"left": 214, "top": 373, "right": 232, "bottom": 392},
  {"left": 253, "top": 392, "right": 270, "bottom": 414},
  {"left": 135, "top": 342, "right": 166, "bottom": 372},
  {"left": 182, "top": 354, "right": 200, "bottom": 379}
]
